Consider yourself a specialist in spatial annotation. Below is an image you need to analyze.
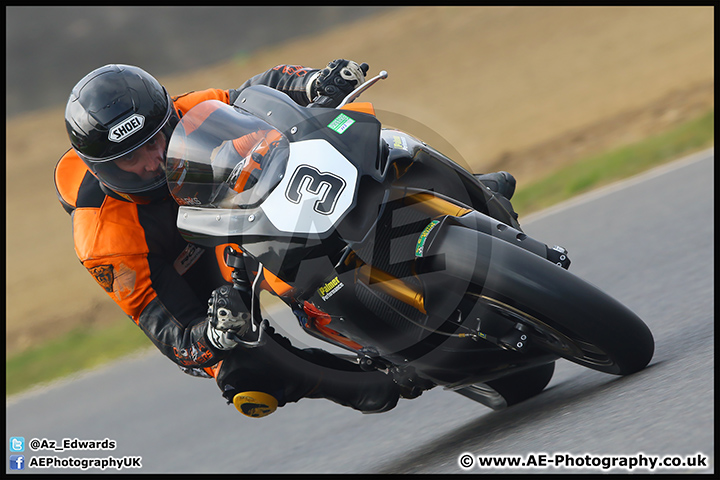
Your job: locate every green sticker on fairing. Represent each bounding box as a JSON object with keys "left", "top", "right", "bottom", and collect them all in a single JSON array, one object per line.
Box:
[
  {"left": 327, "top": 113, "right": 356, "bottom": 134},
  {"left": 415, "top": 220, "right": 440, "bottom": 257}
]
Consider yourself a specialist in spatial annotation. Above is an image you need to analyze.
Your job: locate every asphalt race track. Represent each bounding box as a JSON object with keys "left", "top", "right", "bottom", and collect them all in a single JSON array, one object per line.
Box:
[{"left": 6, "top": 149, "right": 714, "bottom": 474}]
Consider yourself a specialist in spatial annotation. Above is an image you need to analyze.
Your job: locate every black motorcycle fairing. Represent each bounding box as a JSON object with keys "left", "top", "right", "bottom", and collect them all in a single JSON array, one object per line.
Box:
[
  {"left": 234, "top": 85, "right": 386, "bottom": 183},
  {"left": 169, "top": 90, "right": 571, "bottom": 376},
  {"left": 380, "top": 129, "right": 521, "bottom": 230},
  {"left": 169, "top": 92, "right": 390, "bottom": 293},
  {"left": 166, "top": 79, "right": 654, "bottom": 405}
]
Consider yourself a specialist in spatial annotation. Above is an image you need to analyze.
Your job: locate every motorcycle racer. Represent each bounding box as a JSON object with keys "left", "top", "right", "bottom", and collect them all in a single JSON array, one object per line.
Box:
[{"left": 54, "top": 60, "right": 522, "bottom": 417}]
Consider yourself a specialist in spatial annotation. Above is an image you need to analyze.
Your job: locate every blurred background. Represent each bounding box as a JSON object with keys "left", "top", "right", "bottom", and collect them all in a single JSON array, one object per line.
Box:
[
  {"left": 5, "top": 6, "right": 394, "bottom": 356},
  {"left": 5, "top": 6, "right": 713, "bottom": 359},
  {"left": 6, "top": 6, "right": 391, "bottom": 116}
]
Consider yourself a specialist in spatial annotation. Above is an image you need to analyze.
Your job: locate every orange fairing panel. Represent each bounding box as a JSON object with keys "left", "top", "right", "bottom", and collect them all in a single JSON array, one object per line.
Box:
[
  {"left": 215, "top": 244, "right": 242, "bottom": 283},
  {"left": 213, "top": 243, "right": 293, "bottom": 296},
  {"left": 339, "top": 102, "right": 376, "bottom": 116},
  {"left": 204, "top": 361, "right": 222, "bottom": 378},
  {"left": 262, "top": 268, "right": 293, "bottom": 297}
]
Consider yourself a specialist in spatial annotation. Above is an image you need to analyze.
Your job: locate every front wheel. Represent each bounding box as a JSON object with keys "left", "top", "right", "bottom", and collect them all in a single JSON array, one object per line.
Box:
[{"left": 424, "top": 224, "right": 655, "bottom": 375}]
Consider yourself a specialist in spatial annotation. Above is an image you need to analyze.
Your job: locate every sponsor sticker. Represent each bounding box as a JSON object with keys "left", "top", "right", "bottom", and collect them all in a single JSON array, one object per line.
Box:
[
  {"left": 173, "top": 243, "right": 205, "bottom": 275},
  {"left": 177, "top": 196, "right": 202, "bottom": 206},
  {"left": 392, "top": 135, "right": 408, "bottom": 151},
  {"left": 415, "top": 220, "right": 440, "bottom": 257},
  {"left": 108, "top": 114, "right": 145, "bottom": 143},
  {"left": 317, "top": 276, "right": 345, "bottom": 301},
  {"left": 327, "top": 113, "right": 355, "bottom": 134}
]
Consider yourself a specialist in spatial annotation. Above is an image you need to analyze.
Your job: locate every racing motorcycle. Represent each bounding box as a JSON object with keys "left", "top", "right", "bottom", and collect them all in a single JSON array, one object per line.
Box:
[{"left": 165, "top": 70, "right": 654, "bottom": 411}]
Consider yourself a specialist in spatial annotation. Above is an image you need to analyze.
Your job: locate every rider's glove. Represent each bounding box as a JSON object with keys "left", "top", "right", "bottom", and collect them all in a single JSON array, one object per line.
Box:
[
  {"left": 307, "top": 59, "right": 369, "bottom": 107},
  {"left": 206, "top": 285, "right": 251, "bottom": 350}
]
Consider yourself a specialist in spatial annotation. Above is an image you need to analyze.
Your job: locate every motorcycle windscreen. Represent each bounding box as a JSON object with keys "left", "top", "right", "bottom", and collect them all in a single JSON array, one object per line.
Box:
[{"left": 166, "top": 99, "right": 289, "bottom": 209}]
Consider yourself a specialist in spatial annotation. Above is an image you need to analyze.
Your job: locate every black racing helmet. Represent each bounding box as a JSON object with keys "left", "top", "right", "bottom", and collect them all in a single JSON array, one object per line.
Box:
[{"left": 65, "top": 64, "right": 179, "bottom": 203}]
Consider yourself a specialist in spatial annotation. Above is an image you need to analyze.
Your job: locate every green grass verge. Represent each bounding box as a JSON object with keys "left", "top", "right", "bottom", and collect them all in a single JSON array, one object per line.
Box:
[
  {"left": 6, "top": 319, "right": 152, "bottom": 397},
  {"left": 6, "top": 109, "right": 714, "bottom": 398},
  {"left": 512, "top": 110, "right": 714, "bottom": 215}
]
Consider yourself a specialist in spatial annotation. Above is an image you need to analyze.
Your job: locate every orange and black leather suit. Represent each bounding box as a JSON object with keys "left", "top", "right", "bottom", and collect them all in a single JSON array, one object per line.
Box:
[{"left": 53, "top": 65, "right": 319, "bottom": 377}]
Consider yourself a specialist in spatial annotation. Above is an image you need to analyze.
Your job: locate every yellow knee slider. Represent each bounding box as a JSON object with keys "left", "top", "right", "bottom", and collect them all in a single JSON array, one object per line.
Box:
[{"left": 233, "top": 391, "right": 278, "bottom": 418}]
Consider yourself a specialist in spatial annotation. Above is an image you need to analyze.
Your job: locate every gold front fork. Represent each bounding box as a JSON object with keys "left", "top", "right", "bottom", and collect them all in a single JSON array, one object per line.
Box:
[
  {"left": 354, "top": 192, "right": 472, "bottom": 315},
  {"left": 400, "top": 192, "right": 472, "bottom": 218},
  {"left": 358, "top": 264, "right": 427, "bottom": 314}
]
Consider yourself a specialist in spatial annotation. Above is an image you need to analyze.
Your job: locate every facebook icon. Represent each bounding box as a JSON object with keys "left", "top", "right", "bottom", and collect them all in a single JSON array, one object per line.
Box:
[{"left": 10, "top": 455, "right": 25, "bottom": 470}]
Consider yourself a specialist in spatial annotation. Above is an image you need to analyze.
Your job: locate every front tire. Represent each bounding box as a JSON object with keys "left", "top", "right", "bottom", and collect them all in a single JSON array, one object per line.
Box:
[{"left": 425, "top": 224, "right": 655, "bottom": 375}]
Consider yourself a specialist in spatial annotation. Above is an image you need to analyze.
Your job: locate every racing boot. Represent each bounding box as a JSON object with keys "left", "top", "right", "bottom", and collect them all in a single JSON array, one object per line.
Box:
[
  {"left": 302, "top": 365, "right": 400, "bottom": 414},
  {"left": 475, "top": 171, "right": 520, "bottom": 223},
  {"left": 279, "top": 343, "right": 400, "bottom": 413},
  {"left": 474, "top": 171, "right": 516, "bottom": 200},
  {"left": 215, "top": 327, "right": 400, "bottom": 417}
]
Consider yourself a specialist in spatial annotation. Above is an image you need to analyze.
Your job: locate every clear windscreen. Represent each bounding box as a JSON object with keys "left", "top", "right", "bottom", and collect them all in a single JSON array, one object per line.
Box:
[{"left": 165, "top": 99, "right": 289, "bottom": 208}]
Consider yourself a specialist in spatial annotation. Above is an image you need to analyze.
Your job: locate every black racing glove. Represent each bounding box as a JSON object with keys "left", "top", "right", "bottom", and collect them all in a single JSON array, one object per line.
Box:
[
  {"left": 307, "top": 59, "right": 369, "bottom": 108},
  {"left": 206, "top": 284, "right": 251, "bottom": 350}
]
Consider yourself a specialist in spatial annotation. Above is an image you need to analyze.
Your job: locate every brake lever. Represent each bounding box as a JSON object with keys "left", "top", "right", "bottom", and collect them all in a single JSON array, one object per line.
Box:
[
  {"left": 227, "top": 319, "right": 268, "bottom": 348},
  {"left": 336, "top": 70, "right": 388, "bottom": 108},
  {"left": 227, "top": 262, "right": 268, "bottom": 348}
]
